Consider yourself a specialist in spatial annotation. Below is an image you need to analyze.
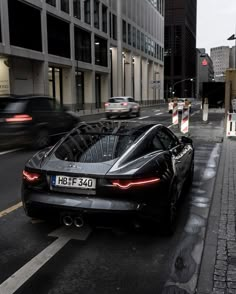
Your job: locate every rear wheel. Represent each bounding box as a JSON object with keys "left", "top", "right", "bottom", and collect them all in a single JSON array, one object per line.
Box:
[{"left": 160, "top": 181, "right": 178, "bottom": 235}]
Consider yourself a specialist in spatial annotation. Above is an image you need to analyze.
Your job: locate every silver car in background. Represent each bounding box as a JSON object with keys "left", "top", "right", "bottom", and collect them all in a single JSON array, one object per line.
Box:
[{"left": 105, "top": 96, "right": 140, "bottom": 119}]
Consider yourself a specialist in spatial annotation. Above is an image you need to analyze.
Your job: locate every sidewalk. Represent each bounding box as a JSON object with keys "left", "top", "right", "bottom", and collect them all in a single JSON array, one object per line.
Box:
[{"left": 197, "top": 137, "right": 236, "bottom": 294}]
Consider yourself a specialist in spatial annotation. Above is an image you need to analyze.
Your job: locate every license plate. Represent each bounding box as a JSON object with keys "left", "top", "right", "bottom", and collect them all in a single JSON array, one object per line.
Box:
[{"left": 51, "top": 175, "right": 96, "bottom": 189}]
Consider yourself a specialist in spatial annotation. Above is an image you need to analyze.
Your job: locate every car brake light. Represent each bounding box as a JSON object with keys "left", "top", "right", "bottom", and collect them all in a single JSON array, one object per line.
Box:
[
  {"left": 6, "top": 114, "right": 32, "bottom": 122},
  {"left": 23, "top": 170, "right": 40, "bottom": 182},
  {"left": 112, "top": 177, "right": 160, "bottom": 189},
  {"left": 121, "top": 102, "right": 128, "bottom": 106},
  {"left": 105, "top": 102, "right": 109, "bottom": 107}
]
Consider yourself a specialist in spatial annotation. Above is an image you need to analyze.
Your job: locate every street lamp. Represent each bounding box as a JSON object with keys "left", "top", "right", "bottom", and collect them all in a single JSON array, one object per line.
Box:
[
  {"left": 227, "top": 33, "right": 236, "bottom": 69},
  {"left": 171, "top": 78, "right": 195, "bottom": 97}
]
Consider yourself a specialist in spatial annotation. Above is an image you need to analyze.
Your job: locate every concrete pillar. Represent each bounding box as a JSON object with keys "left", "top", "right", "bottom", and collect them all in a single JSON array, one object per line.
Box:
[
  {"left": 116, "top": 0, "right": 123, "bottom": 96},
  {"left": 32, "top": 61, "right": 47, "bottom": 95},
  {"left": 142, "top": 59, "right": 148, "bottom": 102},
  {"left": 0, "top": 58, "right": 10, "bottom": 94},
  {"left": 101, "top": 74, "right": 109, "bottom": 105},
  {"left": 111, "top": 48, "right": 118, "bottom": 96},
  {"left": 62, "top": 67, "right": 76, "bottom": 110},
  {"left": 134, "top": 56, "right": 141, "bottom": 101},
  {"left": 123, "top": 51, "right": 132, "bottom": 96},
  {"left": 148, "top": 62, "right": 154, "bottom": 101},
  {"left": 84, "top": 71, "right": 95, "bottom": 109}
]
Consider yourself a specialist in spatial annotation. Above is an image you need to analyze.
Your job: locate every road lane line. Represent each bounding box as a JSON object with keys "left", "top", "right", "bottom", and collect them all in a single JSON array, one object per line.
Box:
[
  {"left": 138, "top": 116, "right": 149, "bottom": 120},
  {"left": 155, "top": 113, "right": 163, "bottom": 116},
  {"left": 0, "top": 202, "right": 23, "bottom": 218},
  {"left": 0, "top": 148, "right": 22, "bottom": 156},
  {"left": 0, "top": 226, "right": 91, "bottom": 294}
]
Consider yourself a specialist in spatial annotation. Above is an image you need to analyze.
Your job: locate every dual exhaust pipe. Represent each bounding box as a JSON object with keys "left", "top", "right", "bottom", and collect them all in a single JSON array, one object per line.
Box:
[{"left": 62, "top": 215, "right": 84, "bottom": 228}]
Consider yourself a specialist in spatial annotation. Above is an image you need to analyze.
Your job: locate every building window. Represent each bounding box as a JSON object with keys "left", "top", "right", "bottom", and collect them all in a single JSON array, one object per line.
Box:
[
  {"left": 94, "top": 0, "right": 100, "bottom": 29},
  {"left": 128, "top": 23, "right": 131, "bottom": 45},
  {"left": 73, "top": 0, "right": 81, "bottom": 19},
  {"left": 47, "top": 14, "right": 70, "bottom": 58},
  {"left": 122, "top": 20, "right": 126, "bottom": 43},
  {"left": 95, "top": 35, "right": 107, "bottom": 67},
  {"left": 109, "top": 13, "right": 112, "bottom": 38},
  {"left": 132, "top": 27, "right": 136, "bottom": 48},
  {"left": 74, "top": 26, "right": 91, "bottom": 63},
  {"left": 46, "top": 0, "right": 56, "bottom": 6},
  {"left": 84, "top": 0, "right": 91, "bottom": 24},
  {"left": 141, "top": 32, "right": 144, "bottom": 51},
  {"left": 61, "top": 0, "right": 69, "bottom": 13},
  {"left": 102, "top": 4, "right": 107, "bottom": 33},
  {"left": 137, "top": 30, "right": 140, "bottom": 50},
  {"left": 112, "top": 14, "right": 117, "bottom": 40},
  {"left": 8, "top": 0, "right": 42, "bottom": 51}
]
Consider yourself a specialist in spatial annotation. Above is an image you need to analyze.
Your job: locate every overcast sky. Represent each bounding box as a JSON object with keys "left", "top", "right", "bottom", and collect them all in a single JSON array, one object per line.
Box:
[{"left": 197, "top": 0, "right": 236, "bottom": 55}]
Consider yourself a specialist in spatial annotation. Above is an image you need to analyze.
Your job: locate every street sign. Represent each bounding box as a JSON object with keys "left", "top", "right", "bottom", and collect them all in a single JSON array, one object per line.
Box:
[{"left": 232, "top": 98, "right": 236, "bottom": 112}]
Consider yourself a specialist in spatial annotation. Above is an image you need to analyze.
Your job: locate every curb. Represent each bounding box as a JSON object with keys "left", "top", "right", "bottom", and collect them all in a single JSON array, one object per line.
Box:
[{"left": 196, "top": 138, "right": 226, "bottom": 293}]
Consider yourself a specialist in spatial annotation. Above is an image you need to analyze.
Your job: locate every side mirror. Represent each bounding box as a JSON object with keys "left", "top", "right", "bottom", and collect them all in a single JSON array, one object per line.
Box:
[{"left": 180, "top": 136, "right": 192, "bottom": 144}]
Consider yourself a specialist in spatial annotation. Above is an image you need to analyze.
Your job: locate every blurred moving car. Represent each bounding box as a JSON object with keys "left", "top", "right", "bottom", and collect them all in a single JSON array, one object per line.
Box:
[
  {"left": 105, "top": 96, "right": 140, "bottom": 119},
  {"left": 168, "top": 98, "right": 191, "bottom": 113},
  {"left": 22, "top": 120, "right": 194, "bottom": 234},
  {"left": 0, "top": 95, "right": 80, "bottom": 149}
]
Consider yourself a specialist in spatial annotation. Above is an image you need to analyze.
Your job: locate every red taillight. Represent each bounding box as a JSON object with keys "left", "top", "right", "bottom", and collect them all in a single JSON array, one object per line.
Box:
[
  {"left": 6, "top": 114, "right": 32, "bottom": 123},
  {"left": 105, "top": 102, "right": 109, "bottom": 107},
  {"left": 23, "top": 170, "right": 40, "bottom": 182},
  {"left": 121, "top": 102, "right": 128, "bottom": 106},
  {"left": 112, "top": 178, "right": 160, "bottom": 189}
]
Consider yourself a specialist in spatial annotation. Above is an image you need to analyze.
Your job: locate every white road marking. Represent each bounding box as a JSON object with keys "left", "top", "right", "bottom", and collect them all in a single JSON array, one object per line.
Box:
[
  {"left": 0, "top": 226, "right": 91, "bottom": 294},
  {"left": 155, "top": 113, "right": 163, "bottom": 116},
  {"left": 138, "top": 116, "right": 149, "bottom": 120},
  {"left": 0, "top": 148, "right": 22, "bottom": 156},
  {"left": 0, "top": 202, "right": 22, "bottom": 218},
  {"left": 154, "top": 109, "right": 161, "bottom": 112}
]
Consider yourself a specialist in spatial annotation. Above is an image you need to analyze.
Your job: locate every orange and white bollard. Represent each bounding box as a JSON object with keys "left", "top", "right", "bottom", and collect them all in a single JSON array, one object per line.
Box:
[
  {"left": 172, "top": 102, "right": 178, "bottom": 125},
  {"left": 181, "top": 107, "right": 189, "bottom": 134}
]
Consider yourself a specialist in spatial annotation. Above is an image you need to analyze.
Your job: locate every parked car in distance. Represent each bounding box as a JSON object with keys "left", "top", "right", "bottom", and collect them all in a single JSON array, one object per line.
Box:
[
  {"left": 168, "top": 98, "right": 191, "bottom": 113},
  {"left": 22, "top": 120, "right": 194, "bottom": 235},
  {"left": 105, "top": 96, "right": 140, "bottom": 119},
  {"left": 0, "top": 95, "right": 80, "bottom": 150}
]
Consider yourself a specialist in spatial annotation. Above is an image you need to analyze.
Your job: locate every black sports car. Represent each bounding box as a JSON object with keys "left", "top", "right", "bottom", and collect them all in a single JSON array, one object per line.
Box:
[{"left": 22, "top": 121, "right": 194, "bottom": 234}]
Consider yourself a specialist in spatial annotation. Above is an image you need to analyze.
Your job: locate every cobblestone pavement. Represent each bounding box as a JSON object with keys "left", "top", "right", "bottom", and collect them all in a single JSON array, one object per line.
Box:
[{"left": 197, "top": 138, "right": 236, "bottom": 294}]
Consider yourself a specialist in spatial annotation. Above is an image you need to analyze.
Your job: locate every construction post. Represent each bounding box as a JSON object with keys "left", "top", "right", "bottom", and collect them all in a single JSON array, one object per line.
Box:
[
  {"left": 202, "top": 97, "right": 209, "bottom": 122},
  {"left": 181, "top": 107, "right": 190, "bottom": 134}
]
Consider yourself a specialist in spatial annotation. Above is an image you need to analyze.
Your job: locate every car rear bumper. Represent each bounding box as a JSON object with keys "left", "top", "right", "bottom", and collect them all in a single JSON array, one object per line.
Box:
[{"left": 22, "top": 188, "right": 168, "bottom": 222}]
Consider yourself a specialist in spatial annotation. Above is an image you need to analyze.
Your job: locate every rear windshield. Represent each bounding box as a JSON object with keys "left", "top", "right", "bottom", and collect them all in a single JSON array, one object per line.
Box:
[
  {"left": 0, "top": 99, "right": 25, "bottom": 113},
  {"left": 108, "top": 97, "right": 126, "bottom": 103},
  {"left": 55, "top": 122, "right": 151, "bottom": 163}
]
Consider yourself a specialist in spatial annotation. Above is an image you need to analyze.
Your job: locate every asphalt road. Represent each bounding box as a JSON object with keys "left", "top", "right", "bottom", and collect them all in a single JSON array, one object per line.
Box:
[{"left": 0, "top": 104, "right": 225, "bottom": 294}]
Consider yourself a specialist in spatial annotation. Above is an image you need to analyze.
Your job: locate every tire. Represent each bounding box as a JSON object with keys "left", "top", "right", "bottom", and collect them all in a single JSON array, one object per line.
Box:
[
  {"left": 33, "top": 128, "right": 50, "bottom": 150},
  {"left": 161, "top": 180, "right": 178, "bottom": 235}
]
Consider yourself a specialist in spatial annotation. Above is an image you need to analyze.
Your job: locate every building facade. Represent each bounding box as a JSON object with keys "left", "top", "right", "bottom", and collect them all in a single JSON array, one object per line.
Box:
[
  {"left": 164, "top": 0, "right": 197, "bottom": 99},
  {"left": 210, "top": 46, "right": 230, "bottom": 82},
  {"left": 0, "top": 0, "right": 164, "bottom": 110},
  {"left": 229, "top": 45, "right": 236, "bottom": 69},
  {"left": 196, "top": 49, "right": 214, "bottom": 99}
]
